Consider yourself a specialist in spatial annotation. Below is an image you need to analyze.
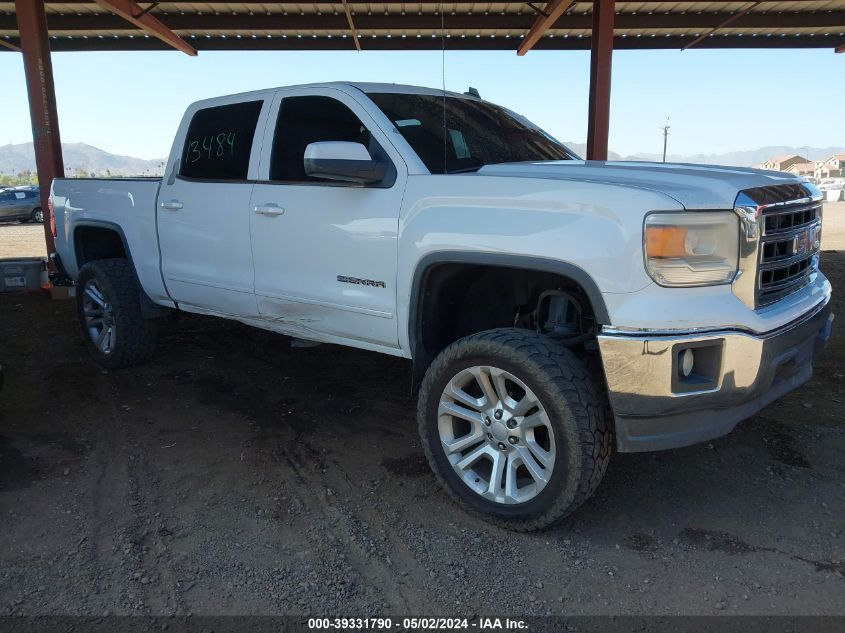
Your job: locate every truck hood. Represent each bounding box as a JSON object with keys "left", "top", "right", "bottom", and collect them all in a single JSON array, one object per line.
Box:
[{"left": 477, "top": 161, "right": 806, "bottom": 210}]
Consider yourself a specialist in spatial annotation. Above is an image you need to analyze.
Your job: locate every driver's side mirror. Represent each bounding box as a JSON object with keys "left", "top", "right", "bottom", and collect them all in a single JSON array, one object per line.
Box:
[{"left": 304, "top": 141, "right": 388, "bottom": 185}]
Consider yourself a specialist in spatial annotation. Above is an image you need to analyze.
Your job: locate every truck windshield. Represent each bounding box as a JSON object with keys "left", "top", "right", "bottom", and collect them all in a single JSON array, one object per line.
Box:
[{"left": 368, "top": 92, "right": 576, "bottom": 175}]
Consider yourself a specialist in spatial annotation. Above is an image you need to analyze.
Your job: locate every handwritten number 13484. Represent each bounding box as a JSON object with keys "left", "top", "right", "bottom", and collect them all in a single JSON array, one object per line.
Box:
[{"left": 188, "top": 132, "right": 237, "bottom": 163}]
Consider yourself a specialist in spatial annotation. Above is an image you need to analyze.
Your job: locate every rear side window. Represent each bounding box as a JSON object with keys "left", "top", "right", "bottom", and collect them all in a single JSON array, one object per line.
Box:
[{"left": 180, "top": 100, "right": 263, "bottom": 181}]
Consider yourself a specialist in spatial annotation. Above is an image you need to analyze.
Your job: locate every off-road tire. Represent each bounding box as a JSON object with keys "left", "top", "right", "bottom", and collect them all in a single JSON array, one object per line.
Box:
[
  {"left": 76, "top": 258, "right": 157, "bottom": 369},
  {"left": 417, "top": 328, "right": 612, "bottom": 531}
]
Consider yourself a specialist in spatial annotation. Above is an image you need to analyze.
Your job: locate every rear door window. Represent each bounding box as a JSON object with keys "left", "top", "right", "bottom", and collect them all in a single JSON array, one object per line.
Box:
[{"left": 180, "top": 100, "right": 263, "bottom": 181}]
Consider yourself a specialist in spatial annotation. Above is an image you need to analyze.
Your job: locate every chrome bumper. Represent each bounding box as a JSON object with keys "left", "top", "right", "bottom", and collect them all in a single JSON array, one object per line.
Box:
[{"left": 597, "top": 299, "right": 834, "bottom": 452}]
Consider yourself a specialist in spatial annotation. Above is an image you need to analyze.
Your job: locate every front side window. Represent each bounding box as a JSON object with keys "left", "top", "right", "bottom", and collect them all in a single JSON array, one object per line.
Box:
[
  {"left": 367, "top": 92, "right": 574, "bottom": 174},
  {"left": 270, "top": 95, "right": 378, "bottom": 183},
  {"left": 180, "top": 100, "right": 263, "bottom": 181}
]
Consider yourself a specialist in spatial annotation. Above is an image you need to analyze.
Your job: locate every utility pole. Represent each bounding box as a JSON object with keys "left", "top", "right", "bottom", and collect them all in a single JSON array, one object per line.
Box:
[{"left": 660, "top": 118, "right": 671, "bottom": 163}]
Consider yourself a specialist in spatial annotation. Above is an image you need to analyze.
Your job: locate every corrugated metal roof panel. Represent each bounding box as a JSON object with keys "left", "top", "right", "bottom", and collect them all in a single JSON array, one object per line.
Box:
[{"left": 0, "top": 0, "right": 842, "bottom": 51}]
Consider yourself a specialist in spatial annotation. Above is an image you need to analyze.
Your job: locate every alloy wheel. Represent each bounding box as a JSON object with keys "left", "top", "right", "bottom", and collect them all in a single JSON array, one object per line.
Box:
[
  {"left": 437, "top": 365, "right": 556, "bottom": 505},
  {"left": 82, "top": 279, "right": 116, "bottom": 354}
]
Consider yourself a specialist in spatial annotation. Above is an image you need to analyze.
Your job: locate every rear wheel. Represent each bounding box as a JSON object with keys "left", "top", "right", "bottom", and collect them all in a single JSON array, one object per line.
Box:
[
  {"left": 77, "top": 259, "right": 157, "bottom": 369},
  {"left": 417, "top": 328, "right": 612, "bottom": 531}
]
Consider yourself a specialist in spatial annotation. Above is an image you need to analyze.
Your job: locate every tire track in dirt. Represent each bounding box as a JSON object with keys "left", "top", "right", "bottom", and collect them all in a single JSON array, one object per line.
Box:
[
  {"left": 265, "top": 428, "right": 426, "bottom": 612},
  {"left": 92, "top": 372, "right": 183, "bottom": 615},
  {"left": 170, "top": 337, "right": 436, "bottom": 612}
]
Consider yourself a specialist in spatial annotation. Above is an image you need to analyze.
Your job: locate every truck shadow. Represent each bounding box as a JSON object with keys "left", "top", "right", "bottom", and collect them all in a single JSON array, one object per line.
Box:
[{"left": 145, "top": 250, "right": 842, "bottom": 546}]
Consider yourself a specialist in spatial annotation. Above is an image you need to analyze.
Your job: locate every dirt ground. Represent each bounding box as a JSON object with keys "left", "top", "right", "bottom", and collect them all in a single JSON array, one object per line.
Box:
[
  {"left": 822, "top": 201, "right": 845, "bottom": 251},
  {"left": 0, "top": 219, "right": 843, "bottom": 617},
  {"left": 0, "top": 222, "right": 47, "bottom": 259}
]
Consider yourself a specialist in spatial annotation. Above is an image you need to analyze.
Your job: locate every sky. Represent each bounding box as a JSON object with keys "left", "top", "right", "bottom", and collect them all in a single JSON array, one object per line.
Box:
[{"left": 0, "top": 47, "right": 843, "bottom": 160}]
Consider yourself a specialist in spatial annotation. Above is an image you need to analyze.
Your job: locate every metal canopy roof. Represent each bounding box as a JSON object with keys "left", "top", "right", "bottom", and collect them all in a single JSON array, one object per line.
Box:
[{"left": 1, "top": 0, "right": 843, "bottom": 53}]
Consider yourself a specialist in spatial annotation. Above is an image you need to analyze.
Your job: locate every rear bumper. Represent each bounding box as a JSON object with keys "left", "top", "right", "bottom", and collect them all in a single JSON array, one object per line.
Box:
[{"left": 597, "top": 297, "right": 834, "bottom": 452}]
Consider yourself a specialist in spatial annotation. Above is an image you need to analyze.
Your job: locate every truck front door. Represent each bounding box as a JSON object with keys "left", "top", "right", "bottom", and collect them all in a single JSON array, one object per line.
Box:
[
  {"left": 157, "top": 94, "right": 271, "bottom": 317},
  {"left": 248, "top": 89, "right": 407, "bottom": 351}
]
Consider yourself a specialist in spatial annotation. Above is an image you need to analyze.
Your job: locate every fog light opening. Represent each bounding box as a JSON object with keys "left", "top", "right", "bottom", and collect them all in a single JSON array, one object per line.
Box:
[{"left": 679, "top": 348, "right": 695, "bottom": 378}]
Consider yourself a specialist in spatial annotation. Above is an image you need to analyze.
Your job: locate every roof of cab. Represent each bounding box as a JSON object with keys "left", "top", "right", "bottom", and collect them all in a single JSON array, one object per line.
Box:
[{"left": 187, "top": 81, "right": 480, "bottom": 110}]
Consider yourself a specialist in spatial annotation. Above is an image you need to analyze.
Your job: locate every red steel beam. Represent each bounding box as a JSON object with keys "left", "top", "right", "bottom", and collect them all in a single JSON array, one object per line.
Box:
[
  {"left": 15, "top": 0, "right": 64, "bottom": 256},
  {"left": 586, "top": 0, "right": 614, "bottom": 160},
  {"left": 93, "top": 0, "right": 196, "bottom": 55},
  {"left": 517, "top": 0, "right": 576, "bottom": 56}
]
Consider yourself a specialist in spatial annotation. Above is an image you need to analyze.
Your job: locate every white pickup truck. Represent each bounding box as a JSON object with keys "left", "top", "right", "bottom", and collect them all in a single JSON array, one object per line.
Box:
[{"left": 51, "top": 82, "right": 833, "bottom": 530}]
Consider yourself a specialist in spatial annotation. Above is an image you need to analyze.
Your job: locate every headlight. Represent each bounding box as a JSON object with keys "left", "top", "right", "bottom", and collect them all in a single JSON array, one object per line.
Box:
[{"left": 644, "top": 211, "right": 739, "bottom": 287}]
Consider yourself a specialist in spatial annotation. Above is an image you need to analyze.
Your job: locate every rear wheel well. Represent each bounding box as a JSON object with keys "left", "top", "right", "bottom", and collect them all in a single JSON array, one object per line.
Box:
[
  {"left": 411, "top": 263, "right": 604, "bottom": 391},
  {"left": 74, "top": 226, "right": 127, "bottom": 269},
  {"left": 73, "top": 225, "right": 169, "bottom": 320}
]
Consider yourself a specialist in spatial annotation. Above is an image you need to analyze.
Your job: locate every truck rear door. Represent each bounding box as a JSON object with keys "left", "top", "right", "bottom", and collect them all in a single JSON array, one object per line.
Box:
[{"left": 157, "top": 93, "right": 272, "bottom": 317}]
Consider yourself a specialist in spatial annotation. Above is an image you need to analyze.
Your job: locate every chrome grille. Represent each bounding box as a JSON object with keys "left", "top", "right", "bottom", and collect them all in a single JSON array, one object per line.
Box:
[{"left": 757, "top": 200, "right": 821, "bottom": 306}]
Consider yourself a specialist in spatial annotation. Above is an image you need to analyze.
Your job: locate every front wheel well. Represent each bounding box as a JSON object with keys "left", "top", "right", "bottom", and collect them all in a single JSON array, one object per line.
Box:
[{"left": 411, "top": 261, "right": 607, "bottom": 391}]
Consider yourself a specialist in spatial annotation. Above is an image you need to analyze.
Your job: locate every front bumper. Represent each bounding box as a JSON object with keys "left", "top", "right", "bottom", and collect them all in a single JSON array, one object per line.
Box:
[{"left": 597, "top": 298, "right": 834, "bottom": 452}]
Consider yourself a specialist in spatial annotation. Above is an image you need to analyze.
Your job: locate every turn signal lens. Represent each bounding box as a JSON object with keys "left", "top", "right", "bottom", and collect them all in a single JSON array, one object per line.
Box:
[{"left": 645, "top": 226, "right": 688, "bottom": 258}]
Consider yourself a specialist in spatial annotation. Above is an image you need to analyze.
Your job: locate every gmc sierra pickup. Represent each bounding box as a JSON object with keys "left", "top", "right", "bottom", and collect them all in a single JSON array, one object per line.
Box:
[{"left": 51, "top": 82, "right": 834, "bottom": 531}]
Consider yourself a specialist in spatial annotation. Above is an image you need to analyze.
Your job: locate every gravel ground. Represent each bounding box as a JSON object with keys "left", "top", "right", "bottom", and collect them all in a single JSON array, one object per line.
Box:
[
  {"left": 822, "top": 201, "right": 845, "bottom": 251},
  {"left": 0, "top": 215, "right": 843, "bottom": 618}
]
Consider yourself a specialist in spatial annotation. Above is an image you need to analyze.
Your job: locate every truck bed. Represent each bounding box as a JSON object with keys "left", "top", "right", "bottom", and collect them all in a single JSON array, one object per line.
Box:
[{"left": 51, "top": 177, "right": 171, "bottom": 306}]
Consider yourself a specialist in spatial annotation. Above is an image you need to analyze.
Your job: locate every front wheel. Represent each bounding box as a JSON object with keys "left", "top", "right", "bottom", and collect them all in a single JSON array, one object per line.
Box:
[
  {"left": 417, "top": 328, "right": 612, "bottom": 531},
  {"left": 76, "top": 259, "right": 157, "bottom": 369}
]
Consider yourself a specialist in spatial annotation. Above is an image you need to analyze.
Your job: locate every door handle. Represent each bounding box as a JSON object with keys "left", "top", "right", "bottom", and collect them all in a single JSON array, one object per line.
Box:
[
  {"left": 160, "top": 200, "right": 183, "bottom": 211},
  {"left": 253, "top": 204, "right": 285, "bottom": 217}
]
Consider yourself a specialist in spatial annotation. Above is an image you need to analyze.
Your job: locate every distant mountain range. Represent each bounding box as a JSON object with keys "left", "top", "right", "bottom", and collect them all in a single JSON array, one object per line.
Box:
[
  {"left": 2, "top": 142, "right": 844, "bottom": 177},
  {"left": 620, "top": 145, "right": 845, "bottom": 167},
  {"left": 564, "top": 143, "right": 845, "bottom": 166},
  {"left": 0, "top": 142, "right": 165, "bottom": 177}
]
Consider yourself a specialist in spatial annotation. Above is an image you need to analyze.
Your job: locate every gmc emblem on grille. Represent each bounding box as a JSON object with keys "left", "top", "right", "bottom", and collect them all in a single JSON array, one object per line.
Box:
[{"left": 793, "top": 229, "right": 810, "bottom": 256}]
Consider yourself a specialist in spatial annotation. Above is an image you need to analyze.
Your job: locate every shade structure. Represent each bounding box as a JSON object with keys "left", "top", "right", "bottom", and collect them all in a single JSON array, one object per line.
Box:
[{"left": 1, "top": 1, "right": 844, "bottom": 53}]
